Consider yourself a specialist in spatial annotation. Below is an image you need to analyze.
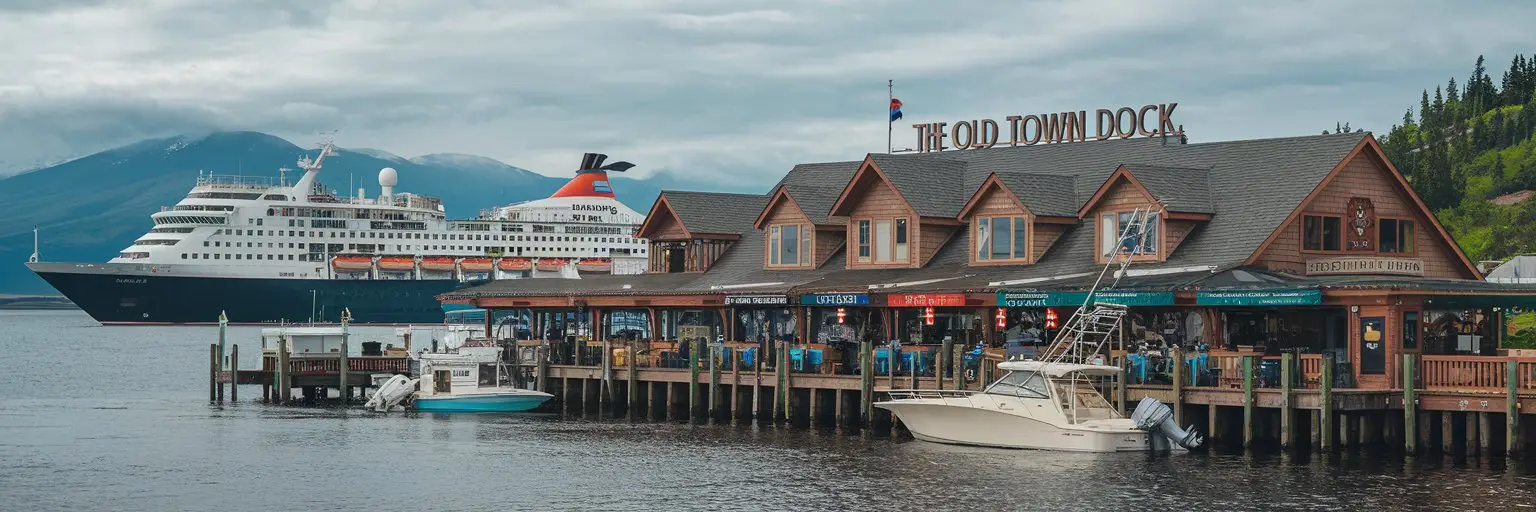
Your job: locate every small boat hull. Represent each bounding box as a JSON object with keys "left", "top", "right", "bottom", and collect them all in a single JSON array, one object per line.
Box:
[{"left": 414, "top": 390, "right": 553, "bottom": 413}]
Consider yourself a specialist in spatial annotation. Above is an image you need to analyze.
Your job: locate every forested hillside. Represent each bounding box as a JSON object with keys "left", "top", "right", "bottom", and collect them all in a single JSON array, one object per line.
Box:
[{"left": 1378, "top": 54, "right": 1536, "bottom": 262}]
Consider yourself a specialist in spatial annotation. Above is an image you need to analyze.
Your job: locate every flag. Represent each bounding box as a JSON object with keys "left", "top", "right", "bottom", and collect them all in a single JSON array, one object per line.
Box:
[{"left": 889, "top": 98, "right": 903, "bottom": 122}]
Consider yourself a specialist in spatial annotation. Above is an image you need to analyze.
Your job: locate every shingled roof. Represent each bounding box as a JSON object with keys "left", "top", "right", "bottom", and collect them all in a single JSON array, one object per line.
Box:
[
  {"left": 446, "top": 132, "right": 1382, "bottom": 301},
  {"left": 1121, "top": 164, "right": 1214, "bottom": 214},
  {"left": 659, "top": 191, "right": 768, "bottom": 236},
  {"left": 773, "top": 161, "right": 860, "bottom": 225}
]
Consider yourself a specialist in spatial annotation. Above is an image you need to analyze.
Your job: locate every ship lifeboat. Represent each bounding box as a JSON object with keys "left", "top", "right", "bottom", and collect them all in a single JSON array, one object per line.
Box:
[
  {"left": 498, "top": 258, "right": 532, "bottom": 271},
  {"left": 534, "top": 258, "right": 567, "bottom": 272},
  {"left": 460, "top": 257, "right": 493, "bottom": 272},
  {"left": 576, "top": 258, "right": 612, "bottom": 273},
  {"left": 420, "top": 256, "right": 457, "bottom": 272},
  {"left": 331, "top": 255, "right": 373, "bottom": 272},
  {"left": 377, "top": 256, "right": 415, "bottom": 271}
]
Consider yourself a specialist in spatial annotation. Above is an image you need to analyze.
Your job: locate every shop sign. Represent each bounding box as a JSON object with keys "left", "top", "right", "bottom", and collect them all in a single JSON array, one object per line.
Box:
[
  {"left": 996, "top": 290, "right": 1174, "bottom": 307},
  {"left": 724, "top": 295, "right": 789, "bottom": 306},
  {"left": 800, "top": 293, "right": 869, "bottom": 306},
  {"left": 1304, "top": 257, "right": 1423, "bottom": 277},
  {"left": 1195, "top": 289, "right": 1322, "bottom": 306},
  {"left": 886, "top": 293, "right": 967, "bottom": 307}
]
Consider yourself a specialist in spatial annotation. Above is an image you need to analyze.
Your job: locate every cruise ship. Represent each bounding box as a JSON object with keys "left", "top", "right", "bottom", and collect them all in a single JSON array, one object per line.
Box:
[{"left": 25, "top": 144, "right": 649, "bottom": 324}]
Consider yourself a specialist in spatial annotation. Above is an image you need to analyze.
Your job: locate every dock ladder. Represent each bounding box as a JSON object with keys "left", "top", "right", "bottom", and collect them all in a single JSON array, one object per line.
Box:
[{"left": 1040, "top": 204, "right": 1166, "bottom": 365}]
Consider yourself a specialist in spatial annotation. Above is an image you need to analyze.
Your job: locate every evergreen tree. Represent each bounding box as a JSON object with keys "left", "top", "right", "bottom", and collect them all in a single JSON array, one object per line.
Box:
[
  {"left": 1420, "top": 89, "right": 1432, "bottom": 130},
  {"left": 1447, "top": 77, "right": 1461, "bottom": 120},
  {"left": 1470, "top": 55, "right": 1488, "bottom": 113}
]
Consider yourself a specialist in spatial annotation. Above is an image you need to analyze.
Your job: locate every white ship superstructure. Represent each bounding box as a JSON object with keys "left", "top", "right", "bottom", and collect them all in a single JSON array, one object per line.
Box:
[{"left": 106, "top": 145, "right": 648, "bottom": 281}]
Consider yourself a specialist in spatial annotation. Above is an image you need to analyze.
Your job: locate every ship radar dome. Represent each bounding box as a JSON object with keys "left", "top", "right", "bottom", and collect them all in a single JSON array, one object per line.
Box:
[{"left": 378, "top": 167, "right": 399, "bottom": 187}]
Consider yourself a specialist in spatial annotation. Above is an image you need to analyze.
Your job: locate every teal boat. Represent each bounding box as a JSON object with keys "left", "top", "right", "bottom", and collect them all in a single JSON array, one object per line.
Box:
[
  {"left": 414, "top": 345, "right": 552, "bottom": 413},
  {"left": 415, "top": 390, "right": 552, "bottom": 412}
]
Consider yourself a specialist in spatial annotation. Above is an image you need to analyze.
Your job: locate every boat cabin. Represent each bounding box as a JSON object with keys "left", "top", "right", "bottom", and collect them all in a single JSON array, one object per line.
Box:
[{"left": 261, "top": 326, "right": 347, "bottom": 355}]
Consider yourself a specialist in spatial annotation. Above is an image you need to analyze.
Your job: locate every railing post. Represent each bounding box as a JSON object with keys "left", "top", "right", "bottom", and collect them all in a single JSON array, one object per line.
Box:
[
  {"left": 1320, "top": 352, "right": 1334, "bottom": 452},
  {"left": 1509, "top": 358, "right": 1521, "bottom": 456},
  {"left": 1403, "top": 353, "right": 1417, "bottom": 455},
  {"left": 1242, "top": 354, "right": 1255, "bottom": 448}
]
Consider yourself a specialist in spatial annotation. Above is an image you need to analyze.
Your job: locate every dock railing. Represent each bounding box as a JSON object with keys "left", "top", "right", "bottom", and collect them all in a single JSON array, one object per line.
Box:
[
  {"left": 261, "top": 354, "right": 410, "bottom": 375},
  {"left": 1420, "top": 355, "right": 1536, "bottom": 393}
]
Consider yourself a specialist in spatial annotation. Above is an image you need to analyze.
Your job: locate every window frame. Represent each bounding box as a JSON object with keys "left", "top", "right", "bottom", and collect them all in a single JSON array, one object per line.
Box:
[
  {"left": 1377, "top": 217, "right": 1416, "bottom": 255},
  {"left": 1095, "top": 209, "right": 1162, "bottom": 264},
  {"left": 973, "top": 214, "right": 1032, "bottom": 264},
  {"left": 1301, "top": 214, "right": 1344, "bottom": 253},
  {"left": 766, "top": 223, "right": 815, "bottom": 268},
  {"left": 850, "top": 216, "right": 912, "bottom": 266}
]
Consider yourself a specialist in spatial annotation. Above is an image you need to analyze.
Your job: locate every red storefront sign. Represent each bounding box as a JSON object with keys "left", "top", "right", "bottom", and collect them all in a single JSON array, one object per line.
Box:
[{"left": 886, "top": 293, "right": 967, "bottom": 307}]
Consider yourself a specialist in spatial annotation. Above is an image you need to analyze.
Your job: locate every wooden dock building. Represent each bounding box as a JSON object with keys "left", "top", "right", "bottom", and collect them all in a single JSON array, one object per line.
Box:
[{"left": 436, "top": 131, "right": 1536, "bottom": 454}]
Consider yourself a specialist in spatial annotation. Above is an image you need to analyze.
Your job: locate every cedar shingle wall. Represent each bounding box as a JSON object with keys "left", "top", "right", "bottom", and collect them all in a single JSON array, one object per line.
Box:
[
  {"left": 1032, "top": 224, "right": 1067, "bottom": 261},
  {"left": 1254, "top": 151, "right": 1472, "bottom": 278},
  {"left": 844, "top": 174, "right": 918, "bottom": 268}
]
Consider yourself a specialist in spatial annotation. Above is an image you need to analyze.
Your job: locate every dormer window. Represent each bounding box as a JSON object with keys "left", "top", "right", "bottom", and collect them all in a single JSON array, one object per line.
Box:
[
  {"left": 768, "top": 223, "right": 812, "bottom": 267},
  {"left": 1098, "top": 211, "right": 1159, "bottom": 260},
  {"left": 856, "top": 218, "right": 909, "bottom": 264},
  {"left": 976, "top": 216, "right": 1029, "bottom": 262}
]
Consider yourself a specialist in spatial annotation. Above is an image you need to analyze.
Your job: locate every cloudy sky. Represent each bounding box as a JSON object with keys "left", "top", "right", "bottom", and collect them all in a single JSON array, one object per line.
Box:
[{"left": 1, "top": 0, "right": 1532, "bottom": 188}]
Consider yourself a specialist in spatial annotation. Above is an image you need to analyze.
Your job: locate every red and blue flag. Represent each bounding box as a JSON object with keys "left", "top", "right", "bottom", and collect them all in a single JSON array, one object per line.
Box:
[{"left": 889, "top": 98, "right": 903, "bottom": 122}]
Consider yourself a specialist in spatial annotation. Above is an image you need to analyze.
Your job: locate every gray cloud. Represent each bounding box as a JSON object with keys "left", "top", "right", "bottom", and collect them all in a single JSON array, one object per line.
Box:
[{"left": 0, "top": 0, "right": 1532, "bottom": 188}]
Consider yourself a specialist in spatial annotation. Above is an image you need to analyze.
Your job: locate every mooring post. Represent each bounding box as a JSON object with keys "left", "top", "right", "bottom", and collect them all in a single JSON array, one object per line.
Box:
[
  {"left": 688, "top": 337, "right": 701, "bottom": 422},
  {"left": 779, "top": 342, "right": 792, "bottom": 423},
  {"left": 1403, "top": 353, "right": 1417, "bottom": 454},
  {"left": 627, "top": 344, "right": 638, "bottom": 419},
  {"left": 1116, "top": 355, "right": 1128, "bottom": 414},
  {"left": 601, "top": 339, "right": 614, "bottom": 412},
  {"left": 952, "top": 343, "right": 964, "bottom": 391},
  {"left": 1172, "top": 346, "right": 1185, "bottom": 425},
  {"left": 709, "top": 343, "right": 722, "bottom": 422},
  {"left": 1242, "top": 354, "right": 1255, "bottom": 448},
  {"left": 217, "top": 311, "right": 228, "bottom": 401},
  {"left": 1280, "top": 352, "right": 1294, "bottom": 450},
  {"left": 209, "top": 343, "right": 219, "bottom": 403},
  {"left": 536, "top": 345, "right": 549, "bottom": 393},
  {"left": 1320, "top": 353, "right": 1334, "bottom": 451},
  {"left": 860, "top": 340, "right": 873, "bottom": 433},
  {"left": 230, "top": 344, "right": 239, "bottom": 402},
  {"left": 1509, "top": 359, "right": 1521, "bottom": 456},
  {"left": 339, "top": 308, "right": 350, "bottom": 402}
]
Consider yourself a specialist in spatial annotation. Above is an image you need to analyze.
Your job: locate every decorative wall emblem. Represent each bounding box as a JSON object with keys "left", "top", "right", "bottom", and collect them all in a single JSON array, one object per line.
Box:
[{"left": 1345, "top": 197, "right": 1375, "bottom": 251}]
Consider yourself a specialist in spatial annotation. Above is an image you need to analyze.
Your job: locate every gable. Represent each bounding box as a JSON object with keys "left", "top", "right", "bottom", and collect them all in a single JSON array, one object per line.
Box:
[
  {"left": 829, "top": 159, "right": 917, "bottom": 218},
  {"left": 755, "top": 188, "right": 810, "bottom": 229},
  {"left": 1250, "top": 144, "right": 1479, "bottom": 279},
  {"left": 637, "top": 197, "right": 690, "bottom": 240},
  {"left": 1080, "top": 173, "right": 1156, "bottom": 217},
  {"left": 958, "top": 175, "right": 1031, "bottom": 220}
]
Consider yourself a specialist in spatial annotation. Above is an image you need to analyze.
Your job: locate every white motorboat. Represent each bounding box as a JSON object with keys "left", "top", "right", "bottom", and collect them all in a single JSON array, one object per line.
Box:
[
  {"left": 876, "top": 206, "right": 1202, "bottom": 452},
  {"left": 413, "top": 346, "right": 552, "bottom": 413},
  {"left": 877, "top": 360, "right": 1155, "bottom": 452}
]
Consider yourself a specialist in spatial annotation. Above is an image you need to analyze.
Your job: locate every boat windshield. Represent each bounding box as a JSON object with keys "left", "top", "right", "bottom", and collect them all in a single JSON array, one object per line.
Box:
[
  {"left": 984, "top": 371, "right": 1050, "bottom": 399},
  {"left": 1053, "top": 377, "right": 1119, "bottom": 422}
]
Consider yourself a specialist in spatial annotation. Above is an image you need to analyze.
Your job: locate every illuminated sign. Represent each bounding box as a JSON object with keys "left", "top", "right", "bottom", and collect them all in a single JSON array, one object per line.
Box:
[
  {"left": 886, "top": 293, "right": 967, "bottom": 307},
  {"left": 911, "top": 103, "right": 1182, "bottom": 153}
]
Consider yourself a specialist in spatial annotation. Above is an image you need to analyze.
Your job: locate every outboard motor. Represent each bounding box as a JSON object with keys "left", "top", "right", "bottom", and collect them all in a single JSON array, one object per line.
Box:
[{"left": 1131, "top": 397, "right": 1204, "bottom": 450}]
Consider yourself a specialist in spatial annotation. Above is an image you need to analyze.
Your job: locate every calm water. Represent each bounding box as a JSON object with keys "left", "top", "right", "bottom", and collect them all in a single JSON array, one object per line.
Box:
[{"left": 2, "top": 310, "right": 1534, "bottom": 511}]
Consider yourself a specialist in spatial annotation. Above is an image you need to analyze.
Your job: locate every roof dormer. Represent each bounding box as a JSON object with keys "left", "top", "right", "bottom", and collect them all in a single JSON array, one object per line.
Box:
[
  {"left": 1078, "top": 164, "right": 1212, "bottom": 263},
  {"left": 956, "top": 172, "right": 1078, "bottom": 265},
  {"left": 638, "top": 190, "right": 767, "bottom": 273},
  {"left": 828, "top": 154, "right": 966, "bottom": 269}
]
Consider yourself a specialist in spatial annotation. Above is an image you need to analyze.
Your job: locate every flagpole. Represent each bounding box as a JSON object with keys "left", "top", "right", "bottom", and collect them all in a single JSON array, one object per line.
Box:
[{"left": 887, "top": 79, "right": 893, "bottom": 154}]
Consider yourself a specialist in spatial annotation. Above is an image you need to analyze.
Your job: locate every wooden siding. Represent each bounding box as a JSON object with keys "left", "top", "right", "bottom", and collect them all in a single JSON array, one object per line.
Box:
[
  {"left": 1253, "top": 150, "right": 1473, "bottom": 278},
  {"left": 843, "top": 173, "right": 918, "bottom": 269},
  {"left": 1031, "top": 224, "right": 1068, "bottom": 261},
  {"left": 815, "top": 228, "right": 844, "bottom": 267},
  {"left": 645, "top": 208, "right": 689, "bottom": 241},
  {"left": 918, "top": 223, "right": 954, "bottom": 266},
  {"left": 1165, "top": 220, "right": 1198, "bottom": 256}
]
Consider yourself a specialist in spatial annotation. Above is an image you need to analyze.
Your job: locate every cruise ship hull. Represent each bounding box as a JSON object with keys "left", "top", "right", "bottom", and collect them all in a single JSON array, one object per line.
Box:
[{"left": 27, "top": 262, "right": 471, "bottom": 325}]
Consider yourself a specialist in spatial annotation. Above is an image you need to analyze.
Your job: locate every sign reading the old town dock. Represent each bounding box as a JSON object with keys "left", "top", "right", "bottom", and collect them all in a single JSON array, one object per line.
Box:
[
  {"left": 1305, "top": 257, "right": 1424, "bottom": 277},
  {"left": 886, "top": 293, "right": 967, "bottom": 307},
  {"left": 911, "top": 103, "right": 1182, "bottom": 153},
  {"left": 800, "top": 293, "right": 869, "bottom": 306},
  {"left": 724, "top": 295, "right": 789, "bottom": 306}
]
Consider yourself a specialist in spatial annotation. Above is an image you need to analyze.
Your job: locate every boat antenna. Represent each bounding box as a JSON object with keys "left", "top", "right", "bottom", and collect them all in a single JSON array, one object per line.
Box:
[{"left": 29, "top": 225, "right": 40, "bottom": 263}]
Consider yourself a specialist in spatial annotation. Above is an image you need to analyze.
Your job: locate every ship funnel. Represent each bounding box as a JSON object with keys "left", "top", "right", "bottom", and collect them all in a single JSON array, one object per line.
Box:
[
  {"left": 578, "top": 153, "right": 634, "bottom": 174},
  {"left": 1131, "top": 396, "right": 1203, "bottom": 451}
]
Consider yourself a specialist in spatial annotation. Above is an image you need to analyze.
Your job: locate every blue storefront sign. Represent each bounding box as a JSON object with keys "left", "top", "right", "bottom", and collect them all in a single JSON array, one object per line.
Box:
[
  {"left": 1195, "top": 289, "right": 1322, "bottom": 306},
  {"left": 997, "top": 290, "right": 1175, "bottom": 308},
  {"left": 799, "top": 293, "right": 870, "bottom": 306}
]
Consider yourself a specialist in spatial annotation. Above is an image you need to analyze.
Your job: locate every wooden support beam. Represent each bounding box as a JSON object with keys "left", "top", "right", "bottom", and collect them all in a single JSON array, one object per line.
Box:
[
  {"left": 1280, "top": 352, "right": 1293, "bottom": 450},
  {"left": 1403, "top": 353, "right": 1417, "bottom": 454}
]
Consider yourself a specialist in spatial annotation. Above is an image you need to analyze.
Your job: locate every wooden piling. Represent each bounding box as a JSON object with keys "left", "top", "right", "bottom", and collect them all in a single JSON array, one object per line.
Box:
[
  {"left": 860, "top": 340, "right": 873, "bottom": 432},
  {"left": 230, "top": 344, "right": 239, "bottom": 402},
  {"left": 1509, "top": 359, "right": 1521, "bottom": 456},
  {"left": 1242, "top": 354, "right": 1255, "bottom": 448},
  {"left": 1403, "top": 353, "right": 1417, "bottom": 454},
  {"left": 709, "top": 344, "right": 722, "bottom": 422},
  {"left": 1209, "top": 405, "right": 1220, "bottom": 444},
  {"left": 1320, "top": 353, "right": 1334, "bottom": 451},
  {"left": 952, "top": 343, "right": 964, "bottom": 391},
  {"left": 601, "top": 340, "right": 614, "bottom": 411},
  {"left": 1441, "top": 412, "right": 1454, "bottom": 453},
  {"left": 338, "top": 338, "right": 349, "bottom": 402},
  {"left": 627, "top": 345, "right": 639, "bottom": 419},
  {"left": 209, "top": 343, "right": 219, "bottom": 403},
  {"left": 1172, "top": 347, "right": 1185, "bottom": 425},
  {"left": 1479, "top": 411, "right": 1492, "bottom": 456},
  {"left": 536, "top": 345, "right": 549, "bottom": 393},
  {"left": 1465, "top": 411, "right": 1478, "bottom": 456},
  {"left": 1116, "top": 356, "right": 1128, "bottom": 414},
  {"left": 1309, "top": 410, "right": 1321, "bottom": 449},
  {"left": 779, "top": 343, "right": 792, "bottom": 423},
  {"left": 1280, "top": 352, "right": 1293, "bottom": 449}
]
